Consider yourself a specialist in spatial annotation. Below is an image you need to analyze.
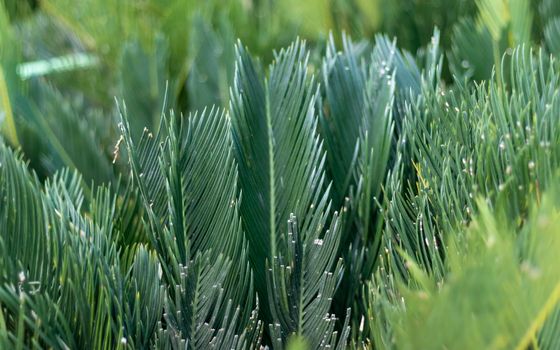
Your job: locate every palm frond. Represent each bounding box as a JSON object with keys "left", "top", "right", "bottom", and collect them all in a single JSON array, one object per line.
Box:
[
  {"left": 267, "top": 213, "right": 349, "bottom": 349},
  {"left": 156, "top": 251, "right": 261, "bottom": 349},
  {"left": 0, "top": 143, "right": 52, "bottom": 285},
  {"left": 0, "top": 140, "right": 171, "bottom": 348},
  {"left": 379, "top": 183, "right": 560, "bottom": 349},
  {"left": 545, "top": 17, "right": 560, "bottom": 57},
  {"left": 119, "top": 105, "right": 258, "bottom": 341},
  {"left": 449, "top": 18, "right": 495, "bottom": 81},
  {"left": 122, "top": 246, "right": 165, "bottom": 348},
  {"left": 0, "top": 5, "right": 19, "bottom": 147},
  {"left": 319, "top": 34, "right": 396, "bottom": 336},
  {"left": 119, "top": 35, "right": 173, "bottom": 139},
  {"left": 187, "top": 16, "right": 235, "bottom": 111},
  {"left": 231, "top": 40, "right": 347, "bottom": 345},
  {"left": 373, "top": 44, "right": 560, "bottom": 347},
  {"left": 450, "top": 0, "right": 532, "bottom": 83}
]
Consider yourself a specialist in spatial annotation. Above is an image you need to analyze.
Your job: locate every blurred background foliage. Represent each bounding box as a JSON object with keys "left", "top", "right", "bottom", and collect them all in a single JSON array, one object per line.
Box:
[
  {"left": 1, "top": 0, "right": 391, "bottom": 181},
  {"left": 1, "top": 0, "right": 558, "bottom": 184}
]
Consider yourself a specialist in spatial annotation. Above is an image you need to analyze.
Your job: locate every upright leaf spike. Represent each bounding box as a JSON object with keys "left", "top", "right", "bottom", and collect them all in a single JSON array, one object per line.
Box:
[{"left": 231, "top": 40, "right": 347, "bottom": 346}]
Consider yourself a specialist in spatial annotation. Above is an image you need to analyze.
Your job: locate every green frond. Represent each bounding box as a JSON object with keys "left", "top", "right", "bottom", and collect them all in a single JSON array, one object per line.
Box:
[
  {"left": 0, "top": 141, "right": 167, "bottom": 349},
  {"left": 0, "top": 143, "right": 74, "bottom": 348},
  {"left": 370, "top": 30, "right": 442, "bottom": 127},
  {"left": 508, "top": 0, "right": 532, "bottom": 46},
  {"left": 0, "top": 5, "right": 19, "bottom": 147},
  {"left": 373, "top": 44, "right": 560, "bottom": 348},
  {"left": 0, "top": 143, "right": 54, "bottom": 287},
  {"left": 371, "top": 35, "right": 421, "bottom": 99},
  {"left": 119, "top": 34, "right": 173, "bottom": 140},
  {"left": 122, "top": 246, "right": 165, "bottom": 348},
  {"left": 381, "top": 181, "right": 560, "bottom": 349},
  {"left": 119, "top": 105, "right": 257, "bottom": 340},
  {"left": 320, "top": 33, "right": 369, "bottom": 206},
  {"left": 267, "top": 213, "right": 349, "bottom": 349},
  {"left": 319, "top": 33, "right": 397, "bottom": 337},
  {"left": 231, "top": 40, "right": 347, "bottom": 344},
  {"left": 545, "top": 17, "right": 560, "bottom": 57},
  {"left": 449, "top": 18, "right": 495, "bottom": 81},
  {"left": 187, "top": 16, "right": 235, "bottom": 111},
  {"left": 476, "top": 0, "right": 511, "bottom": 42},
  {"left": 157, "top": 252, "right": 235, "bottom": 349},
  {"left": 450, "top": 0, "right": 531, "bottom": 83},
  {"left": 539, "top": 0, "right": 560, "bottom": 21}
]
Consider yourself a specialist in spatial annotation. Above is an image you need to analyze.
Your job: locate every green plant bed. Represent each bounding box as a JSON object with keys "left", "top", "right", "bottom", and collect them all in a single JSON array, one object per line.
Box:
[{"left": 1, "top": 1, "right": 560, "bottom": 349}]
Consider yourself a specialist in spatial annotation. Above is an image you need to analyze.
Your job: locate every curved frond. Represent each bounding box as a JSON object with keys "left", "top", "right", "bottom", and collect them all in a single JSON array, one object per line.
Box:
[
  {"left": 320, "top": 34, "right": 396, "bottom": 330},
  {"left": 157, "top": 251, "right": 261, "bottom": 349},
  {"left": 119, "top": 35, "right": 173, "bottom": 139},
  {"left": 231, "top": 40, "right": 347, "bottom": 345},
  {"left": 375, "top": 45, "right": 560, "bottom": 348},
  {"left": 449, "top": 18, "right": 495, "bottom": 81},
  {"left": 267, "top": 213, "right": 349, "bottom": 349},
  {"left": 545, "top": 17, "right": 560, "bottom": 57},
  {"left": 0, "top": 141, "right": 169, "bottom": 348},
  {"left": 385, "top": 185, "right": 560, "bottom": 349},
  {"left": 119, "top": 105, "right": 256, "bottom": 335}
]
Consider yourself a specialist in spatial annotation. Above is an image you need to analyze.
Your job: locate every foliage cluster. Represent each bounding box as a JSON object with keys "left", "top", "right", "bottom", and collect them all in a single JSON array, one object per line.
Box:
[{"left": 1, "top": 0, "right": 560, "bottom": 349}]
